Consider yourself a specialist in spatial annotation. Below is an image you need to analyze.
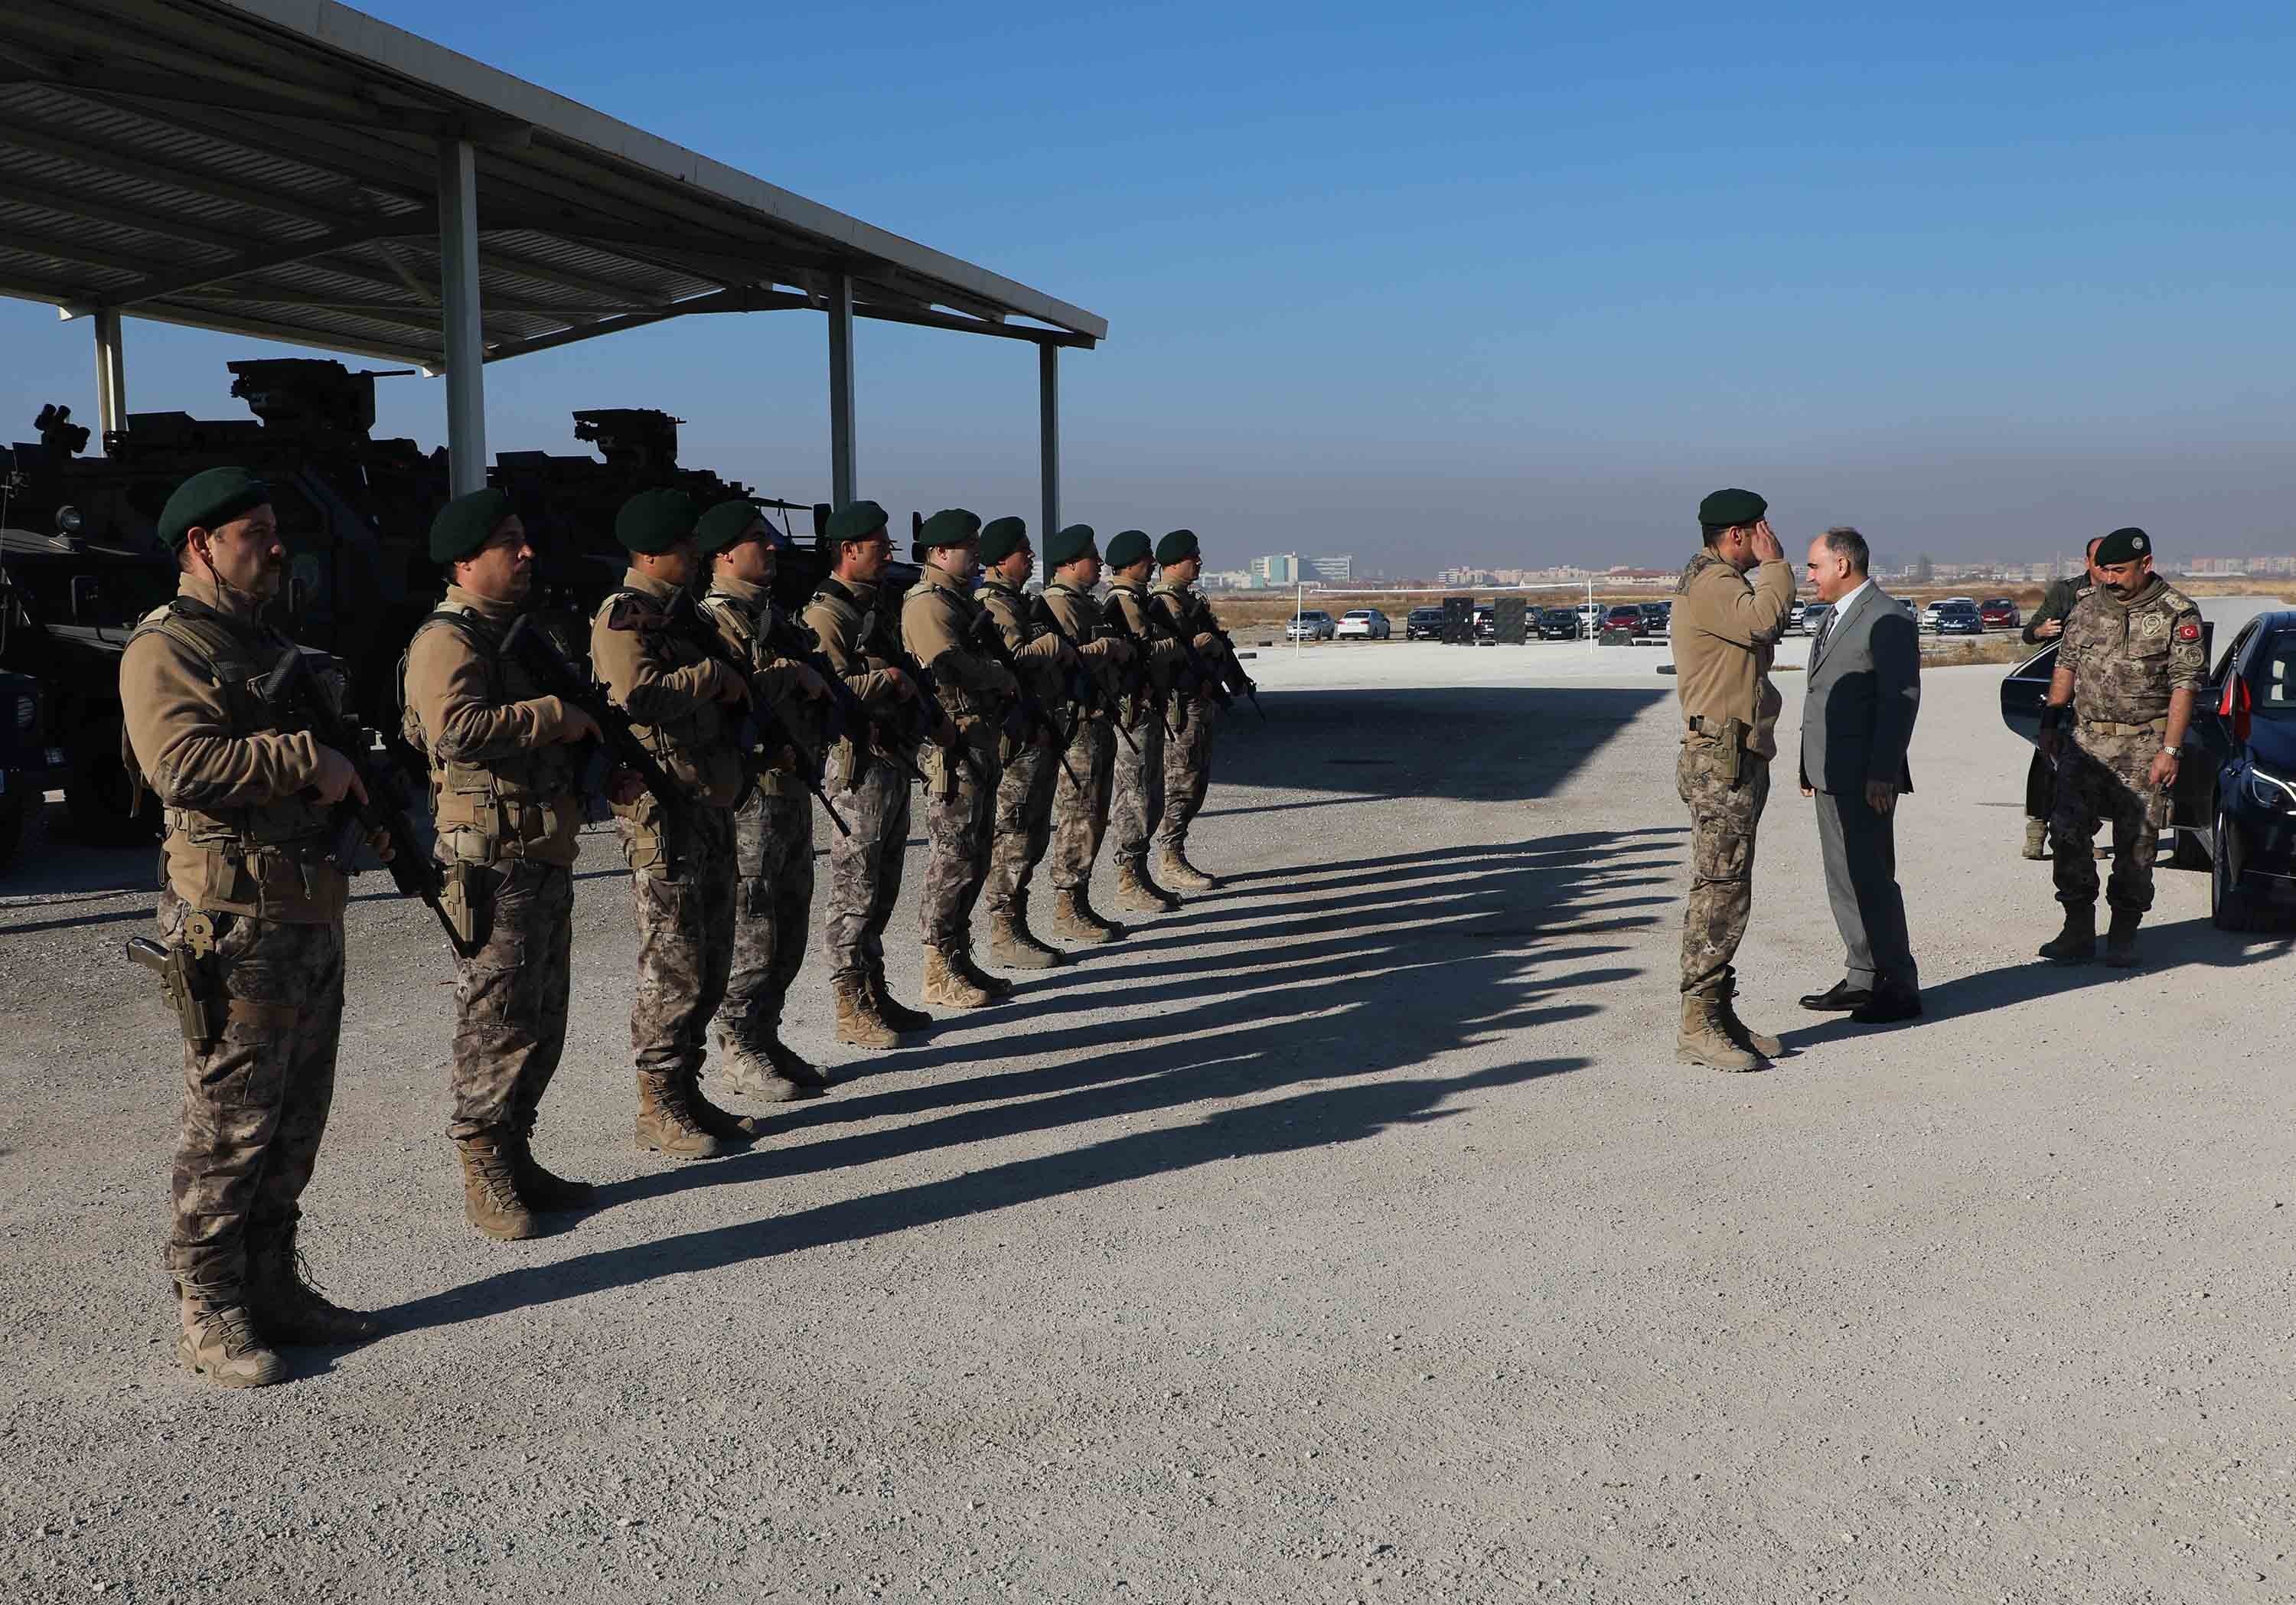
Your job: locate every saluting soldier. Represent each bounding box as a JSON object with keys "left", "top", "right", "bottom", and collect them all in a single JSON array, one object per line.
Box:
[
  {"left": 1149, "top": 529, "right": 1234, "bottom": 891},
  {"left": 804, "top": 501, "right": 933, "bottom": 1046},
  {"left": 974, "top": 515, "right": 1077, "bottom": 968},
  {"left": 1104, "top": 528, "right": 1189, "bottom": 907},
  {"left": 901, "top": 508, "right": 1019, "bottom": 1008},
  {"left": 694, "top": 499, "right": 832, "bottom": 1101},
  {"left": 1037, "top": 524, "right": 1142, "bottom": 936},
  {"left": 120, "top": 467, "right": 383, "bottom": 1388},
  {"left": 1671, "top": 488, "right": 1795, "bottom": 1072},
  {"left": 2017, "top": 535, "right": 2103, "bottom": 860},
  {"left": 2037, "top": 526, "right": 2206, "bottom": 967},
  {"left": 403, "top": 488, "right": 601, "bottom": 1241},
  {"left": 589, "top": 488, "right": 762, "bottom": 1160}
]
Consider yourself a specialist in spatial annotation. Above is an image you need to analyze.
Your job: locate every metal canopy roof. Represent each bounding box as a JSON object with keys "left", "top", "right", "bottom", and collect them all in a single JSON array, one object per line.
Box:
[{"left": 0, "top": 0, "right": 1107, "bottom": 371}]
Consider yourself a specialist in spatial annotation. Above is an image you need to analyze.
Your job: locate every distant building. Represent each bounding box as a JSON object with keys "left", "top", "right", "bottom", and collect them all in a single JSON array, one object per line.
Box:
[
  {"left": 1199, "top": 569, "right": 1252, "bottom": 590},
  {"left": 1248, "top": 553, "right": 1300, "bottom": 586},
  {"left": 1302, "top": 553, "right": 1353, "bottom": 584}
]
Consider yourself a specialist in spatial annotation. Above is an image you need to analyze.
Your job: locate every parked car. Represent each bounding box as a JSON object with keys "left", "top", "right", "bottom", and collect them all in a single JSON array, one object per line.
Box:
[
  {"left": 1404, "top": 605, "right": 1446, "bottom": 641},
  {"left": 1600, "top": 603, "right": 1644, "bottom": 637},
  {"left": 1979, "top": 597, "right": 2021, "bottom": 631},
  {"left": 1335, "top": 608, "right": 1391, "bottom": 641},
  {"left": 1920, "top": 596, "right": 1978, "bottom": 631},
  {"left": 1286, "top": 609, "right": 1336, "bottom": 641},
  {"left": 1800, "top": 602, "right": 1835, "bottom": 641},
  {"left": 1472, "top": 605, "right": 1495, "bottom": 643},
  {"left": 1638, "top": 602, "right": 1672, "bottom": 637},
  {"left": 1575, "top": 602, "right": 1603, "bottom": 638},
  {"left": 1933, "top": 600, "right": 1986, "bottom": 637},
  {"left": 1536, "top": 607, "right": 1580, "bottom": 641}
]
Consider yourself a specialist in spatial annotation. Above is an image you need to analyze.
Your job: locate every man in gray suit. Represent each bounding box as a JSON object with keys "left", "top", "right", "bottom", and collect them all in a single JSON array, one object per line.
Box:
[{"left": 1797, "top": 527, "right": 1923, "bottom": 1023}]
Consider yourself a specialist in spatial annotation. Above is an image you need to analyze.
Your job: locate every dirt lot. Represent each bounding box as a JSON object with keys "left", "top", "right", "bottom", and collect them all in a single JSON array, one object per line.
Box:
[{"left": 3, "top": 644, "right": 2291, "bottom": 1603}]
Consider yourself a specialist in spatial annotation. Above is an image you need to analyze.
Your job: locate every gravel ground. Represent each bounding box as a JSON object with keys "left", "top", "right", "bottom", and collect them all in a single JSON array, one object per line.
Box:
[{"left": 3, "top": 640, "right": 2292, "bottom": 1604}]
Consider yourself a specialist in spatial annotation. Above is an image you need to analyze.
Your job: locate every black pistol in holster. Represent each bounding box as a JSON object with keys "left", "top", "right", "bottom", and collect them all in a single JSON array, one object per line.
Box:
[{"left": 126, "top": 915, "right": 223, "bottom": 1051}]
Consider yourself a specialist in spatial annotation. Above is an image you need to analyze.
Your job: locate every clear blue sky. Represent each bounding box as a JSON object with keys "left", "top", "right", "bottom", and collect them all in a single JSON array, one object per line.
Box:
[{"left": 8, "top": 0, "right": 2296, "bottom": 571}]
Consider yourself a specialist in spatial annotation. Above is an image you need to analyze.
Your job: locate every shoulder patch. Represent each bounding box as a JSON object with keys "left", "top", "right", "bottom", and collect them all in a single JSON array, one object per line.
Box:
[{"left": 2177, "top": 621, "right": 2201, "bottom": 641}]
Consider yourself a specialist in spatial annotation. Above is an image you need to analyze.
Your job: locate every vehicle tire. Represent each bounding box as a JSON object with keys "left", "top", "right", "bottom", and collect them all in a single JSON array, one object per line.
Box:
[
  {"left": 2210, "top": 807, "right": 2263, "bottom": 931},
  {"left": 64, "top": 720, "right": 158, "bottom": 846},
  {"left": 0, "top": 785, "right": 25, "bottom": 875}
]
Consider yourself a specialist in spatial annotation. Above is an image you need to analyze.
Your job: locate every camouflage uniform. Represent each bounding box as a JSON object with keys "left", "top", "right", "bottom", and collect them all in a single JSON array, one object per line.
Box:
[
  {"left": 1149, "top": 579, "right": 1228, "bottom": 858},
  {"left": 700, "top": 576, "right": 827, "bottom": 1083},
  {"left": 590, "top": 569, "right": 754, "bottom": 1156},
  {"left": 2050, "top": 579, "right": 2207, "bottom": 915},
  {"left": 901, "top": 567, "right": 1015, "bottom": 991},
  {"left": 803, "top": 576, "right": 922, "bottom": 1010},
  {"left": 1676, "top": 741, "right": 1773, "bottom": 993},
  {"left": 977, "top": 574, "right": 1068, "bottom": 919},
  {"left": 120, "top": 569, "right": 371, "bottom": 1370},
  {"left": 1039, "top": 579, "right": 1121, "bottom": 890},
  {"left": 1104, "top": 576, "right": 1185, "bottom": 868},
  {"left": 2022, "top": 577, "right": 2095, "bottom": 841}
]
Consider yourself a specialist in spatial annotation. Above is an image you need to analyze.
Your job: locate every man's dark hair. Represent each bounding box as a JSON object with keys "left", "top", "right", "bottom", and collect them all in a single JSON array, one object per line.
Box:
[
  {"left": 1701, "top": 522, "right": 1760, "bottom": 548},
  {"left": 1820, "top": 526, "right": 1870, "bottom": 576},
  {"left": 2085, "top": 535, "right": 2104, "bottom": 556}
]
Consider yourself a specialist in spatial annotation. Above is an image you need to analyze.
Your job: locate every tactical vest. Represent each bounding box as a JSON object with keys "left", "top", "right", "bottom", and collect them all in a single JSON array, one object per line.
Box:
[
  {"left": 124, "top": 598, "right": 346, "bottom": 922},
  {"left": 1149, "top": 582, "right": 1207, "bottom": 703},
  {"left": 903, "top": 581, "right": 994, "bottom": 723},
  {"left": 1104, "top": 580, "right": 1172, "bottom": 702},
  {"left": 593, "top": 586, "right": 742, "bottom": 807},
  {"left": 400, "top": 600, "right": 581, "bottom": 864},
  {"left": 700, "top": 587, "right": 805, "bottom": 797}
]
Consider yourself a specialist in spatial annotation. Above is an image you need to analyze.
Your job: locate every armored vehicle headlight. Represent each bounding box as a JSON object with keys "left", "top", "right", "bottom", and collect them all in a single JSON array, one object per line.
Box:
[
  {"left": 14, "top": 695, "right": 33, "bottom": 731},
  {"left": 55, "top": 505, "right": 83, "bottom": 533}
]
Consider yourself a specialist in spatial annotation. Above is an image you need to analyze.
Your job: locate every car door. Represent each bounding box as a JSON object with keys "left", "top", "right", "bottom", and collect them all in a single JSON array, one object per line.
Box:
[{"left": 2185, "top": 621, "right": 2253, "bottom": 823}]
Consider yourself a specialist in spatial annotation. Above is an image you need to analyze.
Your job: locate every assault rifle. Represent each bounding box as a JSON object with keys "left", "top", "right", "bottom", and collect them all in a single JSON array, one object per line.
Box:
[
  {"left": 1144, "top": 592, "right": 1237, "bottom": 716},
  {"left": 1096, "top": 593, "right": 1171, "bottom": 739},
  {"left": 253, "top": 648, "right": 477, "bottom": 959},
  {"left": 500, "top": 612, "right": 690, "bottom": 876},
  {"left": 1197, "top": 616, "right": 1267, "bottom": 722},
  {"left": 759, "top": 602, "right": 927, "bottom": 787},
  {"left": 1150, "top": 592, "right": 1264, "bottom": 722},
  {"left": 967, "top": 608, "right": 1081, "bottom": 785},
  {"left": 667, "top": 591, "right": 850, "bottom": 837},
  {"left": 1026, "top": 597, "right": 1141, "bottom": 755},
  {"left": 875, "top": 610, "right": 990, "bottom": 788}
]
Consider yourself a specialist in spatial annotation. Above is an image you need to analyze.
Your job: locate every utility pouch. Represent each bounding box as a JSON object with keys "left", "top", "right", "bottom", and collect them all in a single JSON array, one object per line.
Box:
[
  {"left": 1722, "top": 717, "right": 1750, "bottom": 788},
  {"left": 440, "top": 860, "right": 493, "bottom": 954}
]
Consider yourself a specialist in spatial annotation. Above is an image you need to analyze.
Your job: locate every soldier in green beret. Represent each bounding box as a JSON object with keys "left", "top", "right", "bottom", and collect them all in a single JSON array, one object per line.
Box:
[
  {"left": 2036, "top": 526, "right": 2206, "bottom": 966},
  {"left": 974, "top": 517, "right": 1080, "bottom": 967},
  {"left": 589, "top": 488, "right": 764, "bottom": 1160},
  {"left": 1037, "top": 524, "right": 1144, "bottom": 938},
  {"left": 403, "top": 488, "right": 605, "bottom": 1239},
  {"left": 1104, "top": 530, "right": 1190, "bottom": 905},
  {"left": 120, "top": 468, "right": 386, "bottom": 1385},
  {"left": 1147, "top": 529, "right": 1236, "bottom": 890}
]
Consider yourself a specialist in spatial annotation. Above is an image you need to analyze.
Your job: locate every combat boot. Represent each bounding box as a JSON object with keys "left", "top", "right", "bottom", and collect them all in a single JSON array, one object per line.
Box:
[
  {"left": 681, "top": 1068, "right": 765, "bottom": 1143},
  {"left": 717, "top": 1033, "right": 809, "bottom": 1102},
  {"left": 988, "top": 895, "right": 1065, "bottom": 969},
  {"left": 1714, "top": 978, "right": 1782, "bottom": 1058},
  {"left": 1158, "top": 844, "right": 1219, "bottom": 892},
  {"left": 955, "top": 942, "right": 1013, "bottom": 998},
  {"left": 246, "top": 1225, "right": 382, "bottom": 1344},
  {"left": 2037, "top": 903, "right": 2097, "bottom": 965},
  {"left": 868, "top": 965, "right": 934, "bottom": 1032},
  {"left": 765, "top": 1034, "right": 833, "bottom": 1091},
  {"left": 1051, "top": 886, "right": 1125, "bottom": 945},
  {"left": 178, "top": 1301, "right": 288, "bottom": 1389},
  {"left": 834, "top": 974, "right": 901, "bottom": 1047},
  {"left": 634, "top": 1068, "right": 729, "bottom": 1161},
  {"left": 2102, "top": 909, "right": 2144, "bottom": 968},
  {"left": 2021, "top": 819, "right": 2049, "bottom": 860},
  {"left": 1677, "top": 993, "right": 1760, "bottom": 1072},
  {"left": 1111, "top": 856, "right": 1182, "bottom": 915},
  {"left": 510, "top": 1130, "right": 594, "bottom": 1212},
  {"left": 456, "top": 1133, "right": 540, "bottom": 1240},
  {"left": 922, "top": 945, "right": 996, "bottom": 1010}
]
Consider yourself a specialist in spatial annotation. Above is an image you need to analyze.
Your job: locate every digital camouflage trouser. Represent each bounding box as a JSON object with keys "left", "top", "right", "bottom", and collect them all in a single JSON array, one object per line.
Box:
[
  {"left": 1049, "top": 719, "right": 1115, "bottom": 889},
  {"left": 1109, "top": 711, "right": 1166, "bottom": 866},
  {"left": 158, "top": 890, "right": 344, "bottom": 1303},
  {"left": 720, "top": 785, "right": 815, "bottom": 1050},
  {"left": 1156, "top": 696, "right": 1219, "bottom": 851},
  {"left": 446, "top": 858, "right": 572, "bottom": 1142},
  {"left": 621, "top": 804, "right": 736, "bottom": 1077},
  {"left": 918, "top": 724, "right": 1000, "bottom": 950},
  {"left": 823, "top": 756, "right": 913, "bottom": 980},
  {"left": 2051, "top": 723, "right": 2168, "bottom": 914},
  {"left": 1678, "top": 742, "right": 1770, "bottom": 997},
  {"left": 986, "top": 734, "right": 1059, "bottom": 913}
]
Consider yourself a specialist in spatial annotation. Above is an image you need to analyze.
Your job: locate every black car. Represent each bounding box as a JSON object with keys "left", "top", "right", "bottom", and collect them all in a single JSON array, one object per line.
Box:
[
  {"left": 2001, "top": 605, "right": 2296, "bottom": 928},
  {"left": 1536, "top": 607, "right": 1580, "bottom": 641},
  {"left": 1405, "top": 606, "right": 1445, "bottom": 641},
  {"left": 1934, "top": 601, "right": 1986, "bottom": 637}
]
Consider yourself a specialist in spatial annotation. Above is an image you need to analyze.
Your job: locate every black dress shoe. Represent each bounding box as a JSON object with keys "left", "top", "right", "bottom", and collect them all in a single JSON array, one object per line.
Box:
[
  {"left": 1799, "top": 980, "right": 1872, "bottom": 1012},
  {"left": 1851, "top": 990, "right": 1923, "bottom": 1025}
]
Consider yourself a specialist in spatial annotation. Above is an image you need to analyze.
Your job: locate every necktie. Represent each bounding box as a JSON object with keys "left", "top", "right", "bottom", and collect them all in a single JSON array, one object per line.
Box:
[{"left": 1811, "top": 610, "right": 1834, "bottom": 662}]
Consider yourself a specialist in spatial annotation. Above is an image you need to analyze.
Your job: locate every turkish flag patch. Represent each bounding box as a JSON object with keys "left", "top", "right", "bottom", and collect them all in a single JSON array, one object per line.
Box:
[{"left": 2177, "top": 621, "right": 2201, "bottom": 641}]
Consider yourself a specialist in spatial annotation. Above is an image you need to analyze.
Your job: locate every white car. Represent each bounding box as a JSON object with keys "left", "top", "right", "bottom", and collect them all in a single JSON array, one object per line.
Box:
[
  {"left": 1921, "top": 596, "right": 1978, "bottom": 632},
  {"left": 1335, "top": 608, "right": 1391, "bottom": 641}
]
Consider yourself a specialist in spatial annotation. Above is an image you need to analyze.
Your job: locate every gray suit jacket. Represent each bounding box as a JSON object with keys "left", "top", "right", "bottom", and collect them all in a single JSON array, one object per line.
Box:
[{"left": 1799, "top": 582, "right": 1919, "bottom": 795}]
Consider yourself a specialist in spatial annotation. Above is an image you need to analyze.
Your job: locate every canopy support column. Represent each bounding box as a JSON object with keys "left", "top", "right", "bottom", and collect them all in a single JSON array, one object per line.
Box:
[
  {"left": 827, "top": 272, "right": 856, "bottom": 508},
  {"left": 1038, "top": 341, "right": 1060, "bottom": 580},
  {"left": 436, "top": 137, "right": 488, "bottom": 496},
  {"left": 93, "top": 308, "right": 128, "bottom": 437}
]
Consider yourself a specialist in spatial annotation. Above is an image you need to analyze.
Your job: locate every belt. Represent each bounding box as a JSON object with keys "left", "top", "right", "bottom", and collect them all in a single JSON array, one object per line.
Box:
[{"left": 2079, "top": 716, "right": 2168, "bottom": 736}]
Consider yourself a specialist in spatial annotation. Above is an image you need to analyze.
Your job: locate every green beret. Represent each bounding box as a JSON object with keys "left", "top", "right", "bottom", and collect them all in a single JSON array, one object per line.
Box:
[
  {"left": 158, "top": 466, "right": 269, "bottom": 550},
  {"left": 696, "top": 499, "right": 765, "bottom": 558},
  {"left": 1697, "top": 488, "right": 1767, "bottom": 529},
  {"left": 428, "top": 487, "right": 515, "bottom": 566},
  {"left": 615, "top": 488, "right": 700, "bottom": 554},
  {"left": 918, "top": 507, "right": 983, "bottom": 549},
  {"left": 2095, "top": 526, "right": 2152, "bottom": 565},
  {"left": 1104, "top": 529, "right": 1151, "bottom": 569},
  {"left": 1155, "top": 528, "right": 1200, "bottom": 566},
  {"left": 1045, "top": 524, "right": 1097, "bottom": 568},
  {"left": 824, "top": 500, "right": 889, "bottom": 545},
  {"left": 979, "top": 517, "right": 1027, "bottom": 566}
]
